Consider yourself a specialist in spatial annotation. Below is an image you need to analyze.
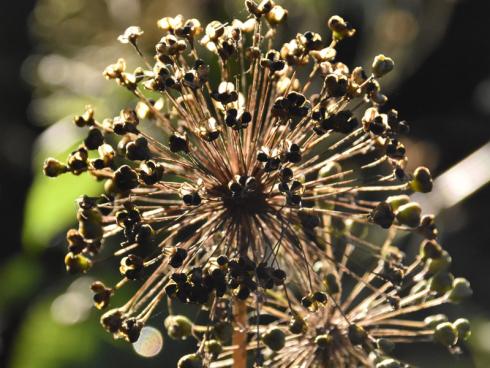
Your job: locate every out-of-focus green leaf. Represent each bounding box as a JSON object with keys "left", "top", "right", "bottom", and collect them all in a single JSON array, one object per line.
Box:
[
  {"left": 0, "top": 255, "right": 42, "bottom": 311},
  {"left": 22, "top": 171, "right": 102, "bottom": 252},
  {"left": 10, "top": 298, "right": 98, "bottom": 368}
]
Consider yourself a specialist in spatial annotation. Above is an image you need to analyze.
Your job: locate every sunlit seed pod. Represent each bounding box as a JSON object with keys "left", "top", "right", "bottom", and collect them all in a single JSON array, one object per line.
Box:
[
  {"left": 84, "top": 127, "right": 104, "bottom": 150},
  {"left": 453, "top": 318, "right": 471, "bottom": 341},
  {"left": 265, "top": 5, "right": 288, "bottom": 26},
  {"left": 410, "top": 166, "right": 433, "bottom": 193},
  {"left": 395, "top": 202, "right": 422, "bottom": 228},
  {"left": 421, "top": 239, "right": 443, "bottom": 260},
  {"left": 119, "top": 254, "right": 144, "bottom": 280},
  {"left": 100, "top": 309, "right": 124, "bottom": 334},
  {"left": 43, "top": 158, "right": 68, "bottom": 177},
  {"left": 121, "top": 317, "right": 144, "bottom": 343},
  {"left": 310, "top": 47, "right": 336, "bottom": 63},
  {"left": 424, "top": 314, "right": 449, "bottom": 329},
  {"left": 418, "top": 214, "right": 439, "bottom": 239},
  {"left": 64, "top": 252, "right": 92, "bottom": 274},
  {"left": 126, "top": 137, "right": 150, "bottom": 161},
  {"left": 170, "top": 248, "right": 188, "bottom": 268},
  {"left": 113, "top": 165, "right": 139, "bottom": 191},
  {"left": 448, "top": 278, "right": 473, "bottom": 302},
  {"left": 434, "top": 322, "right": 458, "bottom": 346},
  {"left": 372, "top": 54, "right": 395, "bottom": 78},
  {"left": 169, "top": 132, "right": 189, "bottom": 153},
  {"left": 313, "top": 291, "right": 328, "bottom": 304},
  {"left": 257, "top": 0, "right": 273, "bottom": 15},
  {"left": 164, "top": 315, "right": 193, "bottom": 340},
  {"left": 429, "top": 272, "right": 454, "bottom": 294},
  {"left": 313, "top": 334, "right": 332, "bottom": 349},
  {"left": 77, "top": 208, "right": 103, "bottom": 240},
  {"left": 427, "top": 250, "right": 452, "bottom": 274},
  {"left": 327, "top": 15, "right": 356, "bottom": 40},
  {"left": 289, "top": 315, "right": 307, "bottom": 334},
  {"left": 386, "top": 195, "right": 410, "bottom": 211},
  {"left": 66, "top": 229, "right": 86, "bottom": 254},
  {"left": 91, "top": 281, "right": 112, "bottom": 310}
]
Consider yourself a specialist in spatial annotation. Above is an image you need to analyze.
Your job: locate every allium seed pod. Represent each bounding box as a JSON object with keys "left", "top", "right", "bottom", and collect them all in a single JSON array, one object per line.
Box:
[
  {"left": 454, "top": 318, "right": 471, "bottom": 341},
  {"left": 165, "top": 315, "right": 193, "bottom": 340},
  {"left": 262, "top": 328, "right": 286, "bottom": 351},
  {"left": 372, "top": 54, "right": 395, "bottom": 78},
  {"left": 410, "top": 166, "right": 433, "bottom": 193},
  {"left": 43, "top": 158, "right": 68, "bottom": 177},
  {"left": 434, "top": 322, "right": 458, "bottom": 346}
]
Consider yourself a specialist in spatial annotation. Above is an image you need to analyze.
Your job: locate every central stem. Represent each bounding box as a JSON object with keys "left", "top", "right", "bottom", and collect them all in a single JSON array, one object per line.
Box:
[{"left": 232, "top": 299, "right": 248, "bottom": 368}]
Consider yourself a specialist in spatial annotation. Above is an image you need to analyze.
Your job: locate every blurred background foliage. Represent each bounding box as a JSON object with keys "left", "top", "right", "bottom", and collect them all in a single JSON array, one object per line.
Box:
[{"left": 1, "top": 0, "right": 489, "bottom": 367}]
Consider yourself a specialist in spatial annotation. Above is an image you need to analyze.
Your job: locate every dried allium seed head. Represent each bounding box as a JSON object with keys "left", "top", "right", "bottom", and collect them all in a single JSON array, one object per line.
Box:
[{"left": 44, "top": 2, "right": 470, "bottom": 367}]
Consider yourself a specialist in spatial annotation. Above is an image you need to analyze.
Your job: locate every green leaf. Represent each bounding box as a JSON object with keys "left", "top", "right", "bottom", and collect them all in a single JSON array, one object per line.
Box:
[
  {"left": 0, "top": 255, "right": 42, "bottom": 312},
  {"left": 22, "top": 172, "right": 102, "bottom": 252},
  {"left": 10, "top": 298, "right": 98, "bottom": 368}
]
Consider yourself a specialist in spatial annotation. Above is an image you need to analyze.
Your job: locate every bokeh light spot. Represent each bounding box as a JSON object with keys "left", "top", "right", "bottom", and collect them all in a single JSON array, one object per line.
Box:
[{"left": 132, "top": 326, "right": 164, "bottom": 358}]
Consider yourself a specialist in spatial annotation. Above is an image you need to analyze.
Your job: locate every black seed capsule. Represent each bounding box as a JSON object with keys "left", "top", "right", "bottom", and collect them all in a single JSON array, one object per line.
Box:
[{"left": 170, "top": 248, "right": 188, "bottom": 268}]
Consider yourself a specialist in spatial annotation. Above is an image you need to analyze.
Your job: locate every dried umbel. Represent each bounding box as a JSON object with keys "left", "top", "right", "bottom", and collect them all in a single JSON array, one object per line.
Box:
[{"left": 44, "top": 1, "right": 470, "bottom": 367}]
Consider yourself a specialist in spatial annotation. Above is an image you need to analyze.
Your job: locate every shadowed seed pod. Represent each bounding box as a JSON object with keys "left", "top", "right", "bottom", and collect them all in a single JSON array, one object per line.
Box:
[{"left": 43, "top": 2, "right": 470, "bottom": 367}]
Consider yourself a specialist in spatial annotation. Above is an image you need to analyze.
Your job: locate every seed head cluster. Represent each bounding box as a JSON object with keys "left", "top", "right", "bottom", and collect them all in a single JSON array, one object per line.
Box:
[{"left": 44, "top": 1, "right": 471, "bottom": 367}]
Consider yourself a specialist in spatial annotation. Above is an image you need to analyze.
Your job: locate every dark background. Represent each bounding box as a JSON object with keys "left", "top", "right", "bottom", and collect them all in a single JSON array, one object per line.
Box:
[{"left": 1, "top": 0, "right": 489, "bottom": 367}]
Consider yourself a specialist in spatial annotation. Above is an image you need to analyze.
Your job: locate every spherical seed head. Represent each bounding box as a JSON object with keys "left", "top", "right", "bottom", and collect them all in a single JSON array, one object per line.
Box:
[{"left": 43, "top": 3, "right": 471, "bottom": 366}]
